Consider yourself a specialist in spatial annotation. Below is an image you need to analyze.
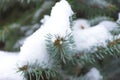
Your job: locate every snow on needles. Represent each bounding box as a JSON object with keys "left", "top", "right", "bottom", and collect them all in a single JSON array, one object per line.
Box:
[
  {"left": 0, "top": 51, "right": 23, "bottom": 80},
  {"left": 99, "top": 20, "right": 119, "bottom": 33},
  {"left": 72, "top": 19, "right": 115, "bottom": 53},
  {"left": 18, "top": 0, "right": 73, "bottom": 68},
  {"left": 72, "top": 13, "right": 120, "bottom": 53},
  {"left": 73, "top": 19, "right": 90, "bottom": 30}
]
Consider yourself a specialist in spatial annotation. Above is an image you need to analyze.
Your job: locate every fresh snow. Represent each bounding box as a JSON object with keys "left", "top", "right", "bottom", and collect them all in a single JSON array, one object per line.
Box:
[
  {"left": 40, "top": 15, "right": 50, "bottom": 25},
  {"left": 73, "top": 19, "right": 90, "bottom": 30},
  {"left": 18, "top": 0, "right": 73, "bottom": 68},
  {"left": 72, "top": 17, "right": 120, "bottom": 53},
  {"left": 0, "top": 51, "right": 24, "bottom": 80},
  {"left": 85, "top": 67, "right": 103, "bottom": 80},
  {"left": 117, "top": 12, "right": 120, "bottom": 24},
  {"left": 73, "top": 19, "right": 113, "bottom": 53},
  {"left": 99, "top": 21, "right": 119, "bottom": 33}
]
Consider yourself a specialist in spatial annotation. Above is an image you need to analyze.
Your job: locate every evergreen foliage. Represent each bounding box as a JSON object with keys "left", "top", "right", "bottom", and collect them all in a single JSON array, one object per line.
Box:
[
  {"left": 68, "top": 0, "right": 118, "bottom": 19},
  {"left": 18, "top": 62, "right": 59, "bottom": 80},
  {"left": 18, "top": 25, "right": 120, "bottom": 80},
  {"left": 46, "top": 33, "right": 75, "bottom": 65},
  {"left": 1, "top": 0, "right": 120, "bottom": 80}
]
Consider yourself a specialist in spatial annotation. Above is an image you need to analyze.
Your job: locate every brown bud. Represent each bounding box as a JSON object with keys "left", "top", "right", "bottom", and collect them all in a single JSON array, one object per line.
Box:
[
  {"left": 18, "top": 65, "right": 28, "bottom": 71},
  {"left": 54, "top": 36, "right": 62, "bottom": 46}
]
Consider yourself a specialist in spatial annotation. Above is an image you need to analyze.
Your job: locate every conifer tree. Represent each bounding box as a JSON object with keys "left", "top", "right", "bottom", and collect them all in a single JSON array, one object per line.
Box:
[
  {"left": 17, "top": 0, "right": 120, "bottom": 80},
  {"left": 0, "top": 0, "right": 120, "bottom": 80}
]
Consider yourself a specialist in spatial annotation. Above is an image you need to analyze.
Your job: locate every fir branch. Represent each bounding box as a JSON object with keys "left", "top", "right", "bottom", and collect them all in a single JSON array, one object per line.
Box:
[
  {"left": 18, "top": 62, "right": 59, "bottom": 80},
  {"left": 73, "top": 37, "right": 120, "bottom": 65},
  {"left": 46, "top": 33, "right": 75, "bottom": 65}
]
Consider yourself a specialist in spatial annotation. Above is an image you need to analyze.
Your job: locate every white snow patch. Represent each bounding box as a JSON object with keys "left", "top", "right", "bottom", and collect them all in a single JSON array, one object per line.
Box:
[
  {"left": 0, "top": 51, "right": 24, "bottom": 80},
  {"left": 44, "top": 0, "right": 73, "bottom": 36},
  {"left": 99, "top": 21, "right": 119, "bottom": 33},
  {"left": 18, "top": 0, "right": 73, "bottom": 68},
  {"left": 73, "top": 22, "right": 112, "bottom": 53},
  {"left": 40, "top": 15, "right": 50, "bottom": 25},
  {"left": 73, "top": 19, "right": 90, "bottom": 30},
  {"left": 85, "top": 67, "right": 103, "bottom": 80},
  {"left": 117, "top": 12, "right": 120, "bottom": 24}
]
